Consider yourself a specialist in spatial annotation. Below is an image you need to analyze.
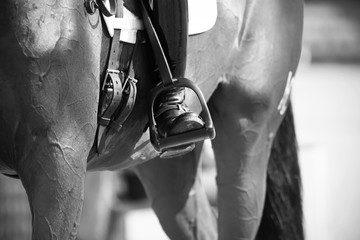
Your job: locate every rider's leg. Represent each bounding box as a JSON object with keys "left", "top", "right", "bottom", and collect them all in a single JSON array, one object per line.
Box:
[
  {"left": 150, "top": 0, "right": 205, "bottom": 141},
  {"left": 208, "top": 0, "right": 303, "bottom": 239},
  {"left": 134, "top": 146, "right": 217, "bottom": 240}
]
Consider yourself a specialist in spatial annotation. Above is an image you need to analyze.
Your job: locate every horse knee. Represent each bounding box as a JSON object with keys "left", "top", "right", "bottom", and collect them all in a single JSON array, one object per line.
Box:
[
  {"left": 209, "top": 68, "right": 294, "bottom": 180},
  {"left": 209, "top": 74, "right": 270, "bottom": 147},
  {"left": 210, "top": 65, "right": 294, "bottom": 136}
]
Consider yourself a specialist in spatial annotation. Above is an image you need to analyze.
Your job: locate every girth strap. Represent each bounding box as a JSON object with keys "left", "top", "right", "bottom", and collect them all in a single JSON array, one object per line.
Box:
[{"left": 96, "top": 4, "right": 141, "bottom": 154}]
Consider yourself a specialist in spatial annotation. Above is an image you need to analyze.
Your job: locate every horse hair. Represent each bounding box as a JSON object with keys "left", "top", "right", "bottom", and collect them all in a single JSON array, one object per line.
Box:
[{"left": 256, "top": 103, "right": 304, "bottom": 240}]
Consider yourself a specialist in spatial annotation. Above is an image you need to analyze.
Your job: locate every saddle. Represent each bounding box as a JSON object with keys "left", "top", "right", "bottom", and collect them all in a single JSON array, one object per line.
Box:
[
  {"left": 91, "top": 0, "right": 218, "bottom": 36},
  {"left": 86, "top": 0, "right": 215, "bottom": 156}
]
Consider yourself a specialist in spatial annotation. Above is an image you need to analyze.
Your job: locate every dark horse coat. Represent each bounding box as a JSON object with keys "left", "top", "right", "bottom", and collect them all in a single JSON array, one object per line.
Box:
[{"left": 0, "top": 0, "right": 303, "bottom": 239}]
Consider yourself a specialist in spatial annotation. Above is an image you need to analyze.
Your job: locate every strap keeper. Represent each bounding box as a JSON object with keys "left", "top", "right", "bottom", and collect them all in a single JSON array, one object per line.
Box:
[
  {"left": 113, "top": 18, "right": 144, "bottom": 31},
  {"left": 98, "top": 116, "right": 111, "bottom": 126},
  {"left": 107, "top": 69, "right": 120, "bottom": 74}
]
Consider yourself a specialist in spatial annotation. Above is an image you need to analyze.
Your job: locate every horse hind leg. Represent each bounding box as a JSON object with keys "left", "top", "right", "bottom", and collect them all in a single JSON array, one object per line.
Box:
[
  {"left": 208, "top": 73, "right": 277, "bottom": 239},
  {"left": 134, "top": 148, "right": 217, "bottom": 240},
  {"left": 207, "top": 2, "right": 303, "bottom": 239},
  {"left": 209, "top": 92, "right": 303, "bottom": 240}
]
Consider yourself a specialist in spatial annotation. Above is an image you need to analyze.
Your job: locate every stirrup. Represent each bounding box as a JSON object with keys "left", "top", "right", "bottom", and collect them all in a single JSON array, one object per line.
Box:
[
  {"left": 140, "top": 0, "right": 215, "bottom": 157},
  {"left": 149, "top": 78, "right": 215, "bottom": 157}
]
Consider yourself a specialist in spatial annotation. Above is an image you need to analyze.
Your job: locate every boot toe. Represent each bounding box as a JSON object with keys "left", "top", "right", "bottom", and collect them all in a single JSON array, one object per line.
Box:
[{"left": 166, "top": 112, "right": 204, "bottom": 136}]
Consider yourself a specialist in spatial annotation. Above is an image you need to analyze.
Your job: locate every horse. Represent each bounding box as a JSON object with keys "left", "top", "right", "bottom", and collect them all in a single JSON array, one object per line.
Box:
[{"left": 0, "top": 0, "right": 304, "bottom": 239}]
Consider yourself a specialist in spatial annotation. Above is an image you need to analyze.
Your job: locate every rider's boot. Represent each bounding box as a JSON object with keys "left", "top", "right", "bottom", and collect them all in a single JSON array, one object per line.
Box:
[
  {"left": 155, "top": 87, "right": 204, "bottom": 139},
  {"left": 142, "top": 0, "right": 214, "bottom": 157}
]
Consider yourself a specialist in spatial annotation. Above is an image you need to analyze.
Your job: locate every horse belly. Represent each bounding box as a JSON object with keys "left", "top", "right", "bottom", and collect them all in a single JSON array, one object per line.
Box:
[{"left": 185, "top": 0, "right": 244, "bottom": 111}]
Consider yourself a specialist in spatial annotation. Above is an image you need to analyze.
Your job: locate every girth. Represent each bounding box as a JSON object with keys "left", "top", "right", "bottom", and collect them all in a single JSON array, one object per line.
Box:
[{"left": 92, "top": 0, "right": 143, "bottom": 154}]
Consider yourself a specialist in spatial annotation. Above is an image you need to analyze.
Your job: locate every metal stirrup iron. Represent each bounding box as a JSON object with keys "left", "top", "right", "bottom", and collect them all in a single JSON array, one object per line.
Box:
[{"left": 139, "top": 0, "right": 215, "bottom": 157}]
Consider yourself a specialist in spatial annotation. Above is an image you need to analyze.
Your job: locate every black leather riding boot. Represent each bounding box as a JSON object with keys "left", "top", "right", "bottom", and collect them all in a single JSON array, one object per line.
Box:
[
  {"left": 155, "top": 87, "right": 204, "bottom": 138},
  {"left": 145, "top": 0, "right": 211, "bottom": 157}
]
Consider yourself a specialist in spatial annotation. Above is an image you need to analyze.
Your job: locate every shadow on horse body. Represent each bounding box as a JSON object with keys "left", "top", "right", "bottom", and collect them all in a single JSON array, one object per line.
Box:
[{"left": 0, "top": 0, "right": 303, "bottom": 239}]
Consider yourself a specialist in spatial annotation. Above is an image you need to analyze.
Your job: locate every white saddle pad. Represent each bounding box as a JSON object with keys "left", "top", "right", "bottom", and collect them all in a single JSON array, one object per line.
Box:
[
  {"left": 102, "top": 0, "right": 218, "bottom": 39},
  {"left": 188, "top": 0, "right": 217, "bottom": 35}
]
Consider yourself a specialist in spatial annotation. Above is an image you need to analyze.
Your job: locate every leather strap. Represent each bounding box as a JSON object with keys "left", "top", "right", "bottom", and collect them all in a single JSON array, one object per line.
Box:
[
  {"left": 97, "top": 29, "right": 124, "bottom": 127},
  {"left": 139, "top": 0, "right": 174, "bottom": 87},
  {"left": 109, "top": 37, "right": 138, "bottom": 132},
  {"left": 97, "top": 71, "right": 124, "bottom": 126},
  {"left": 96, "top": 0, "right": 117, "bottom": 17},
  {"left": 110, "top": 69, "right": 137, "bottom": 131},
  {"left": 96, "top": 3, "right": 141, "bottom": 154}
]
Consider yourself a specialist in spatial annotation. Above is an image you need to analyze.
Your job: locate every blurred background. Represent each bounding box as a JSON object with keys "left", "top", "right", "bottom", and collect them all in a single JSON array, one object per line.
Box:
[
  {"left": 1, "top": 0, "right": 360, "bottom": 239},
  {"left": 293, "top": 0, "right": 360, "bottom": 239}
]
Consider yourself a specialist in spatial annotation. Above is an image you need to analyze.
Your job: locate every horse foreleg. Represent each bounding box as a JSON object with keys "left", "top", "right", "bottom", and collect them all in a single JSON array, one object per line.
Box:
[
  {"left": 134, "top": 150, "right": 217, "bottom": 240},
  {"left": 208, "top": 66, "right": 299, "bottom": 240},
  {"left": 209, "top": 83, "right": 274, "bottom": 239},
  {"left": 208, "top": 0, "right": 303, "bottom": 239},
  {"left": 16, "top": 137, "right": 88, "bottom": 240}
]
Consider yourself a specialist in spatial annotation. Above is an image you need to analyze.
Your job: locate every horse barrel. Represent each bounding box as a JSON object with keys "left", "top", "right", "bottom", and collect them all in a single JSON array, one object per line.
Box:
[{"left": 0, "top": 175, "right": 31, "bottom": 240}]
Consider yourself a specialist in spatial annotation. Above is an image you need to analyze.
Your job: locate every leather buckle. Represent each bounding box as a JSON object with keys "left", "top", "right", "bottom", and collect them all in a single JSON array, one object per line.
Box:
[
  {"left": 109, "top": 76, "right": 138, "bottom": 132},
  {"left": 98, "top": 69, "right": 124, "bottom": 126},
  {"left": 97, "top": 70, "right": 138, "bottom": 154}
]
